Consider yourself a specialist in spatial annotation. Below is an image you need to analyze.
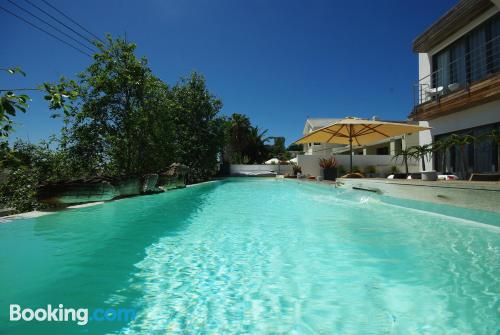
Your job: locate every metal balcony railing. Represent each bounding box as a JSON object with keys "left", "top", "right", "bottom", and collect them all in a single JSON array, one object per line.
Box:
[{"left": 413, "top": 35, "right": 500, "bottom": 106}]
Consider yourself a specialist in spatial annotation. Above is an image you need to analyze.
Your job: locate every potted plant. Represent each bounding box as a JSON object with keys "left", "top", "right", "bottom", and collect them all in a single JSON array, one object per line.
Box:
[
  {"left": 319, "top": 156, "right": 337, "bottom": 181},
  {"left": 410, "top": 144, "right": 437, "bottom": 181}
]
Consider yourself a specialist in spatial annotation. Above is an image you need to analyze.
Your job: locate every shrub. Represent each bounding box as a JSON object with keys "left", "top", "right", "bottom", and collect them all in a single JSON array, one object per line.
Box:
[
  {"left": 364, "top": 165, "right": 377, "bottom": 174},
  {"left": 390, "top": 165, "right": 399, "bottom": 174},
  {"left": 319, "top": 156, "right": 337, "bottom": 169},
  {"left": 0, "top": 166, "right": 40, "bottom": 213}
]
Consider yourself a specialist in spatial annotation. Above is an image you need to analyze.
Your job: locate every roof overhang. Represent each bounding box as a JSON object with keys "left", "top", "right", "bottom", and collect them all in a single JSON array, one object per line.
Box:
[{"left": 412, "top": 0, "right": 495, "bottom": 53}]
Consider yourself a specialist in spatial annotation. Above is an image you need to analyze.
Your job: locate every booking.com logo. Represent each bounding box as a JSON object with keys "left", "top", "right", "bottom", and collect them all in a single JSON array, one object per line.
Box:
[{"left": 9, "top": 304, "right": 136, "bottom": 326}]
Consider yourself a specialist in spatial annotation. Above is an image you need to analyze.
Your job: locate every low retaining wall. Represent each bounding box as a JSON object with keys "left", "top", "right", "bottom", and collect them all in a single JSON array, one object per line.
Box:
[
  {"left": 230, "top": 164, "right": 292, "bottom": 176},
  {"left": 338, "top": 178, "right": 500, "bottom": 213},
  {"left": 297, "top": 154, "right": 419, "bottom": 177}
]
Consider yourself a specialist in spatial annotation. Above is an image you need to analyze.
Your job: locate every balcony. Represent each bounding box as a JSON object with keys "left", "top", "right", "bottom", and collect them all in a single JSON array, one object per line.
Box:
[{"left": 411, "top": 36, "right": 500, "bottom": 120}]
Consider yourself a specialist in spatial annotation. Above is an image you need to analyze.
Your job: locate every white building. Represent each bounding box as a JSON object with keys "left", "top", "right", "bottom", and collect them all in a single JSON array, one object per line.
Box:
[
  {"left": 302, "top": 118, "right": 342, "bottom": 155},
  {"left": 411, "top": 0, "right": 500, "bottom": 175}
]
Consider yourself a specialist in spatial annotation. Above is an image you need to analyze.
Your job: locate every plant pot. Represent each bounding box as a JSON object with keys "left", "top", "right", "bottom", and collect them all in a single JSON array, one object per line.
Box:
[
  {"left": 421, "top": 171, "right": 438, "bottom": 181},
  {"left": 321, "top": 167, "right": 337, "bottom": 181}
]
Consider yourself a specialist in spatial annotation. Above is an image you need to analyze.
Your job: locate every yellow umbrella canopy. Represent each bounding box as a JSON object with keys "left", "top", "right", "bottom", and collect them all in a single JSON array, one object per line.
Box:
[{"left": 294, "top": 117, "right": 430, "bottom": 173}]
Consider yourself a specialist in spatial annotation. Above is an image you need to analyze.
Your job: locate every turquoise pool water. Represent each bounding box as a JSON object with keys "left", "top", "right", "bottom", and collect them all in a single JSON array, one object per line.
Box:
[{"left": 0, "top": 178, "right": 499, "bottom": 334}]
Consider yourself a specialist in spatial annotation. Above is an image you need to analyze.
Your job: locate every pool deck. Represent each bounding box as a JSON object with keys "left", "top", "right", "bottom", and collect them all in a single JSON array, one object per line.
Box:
[{"left": 334, "top": 178, "right": 500, "bottom": 213}]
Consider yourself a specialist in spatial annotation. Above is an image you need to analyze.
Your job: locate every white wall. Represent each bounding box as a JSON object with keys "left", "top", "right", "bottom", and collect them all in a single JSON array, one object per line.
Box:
[
  {"left": 230, "top": 164, "right": 292, "bottom": 175},
  {"left": 297, "top": 154, "right": 419, "bottom": 177},
  {"left": 417, "top": 121, "right": 433, "bottom": 171},
  {"left": 418, "top": 53, "right": 432, "bottom": 85},
  {"left": 429, "top": 100, "right": 500, "bottom": 136}
]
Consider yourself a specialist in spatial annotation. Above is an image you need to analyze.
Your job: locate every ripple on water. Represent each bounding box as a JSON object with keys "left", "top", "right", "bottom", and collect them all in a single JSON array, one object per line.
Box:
[{"left": 112, "top": 180, "right": 500, "bottom": 334}]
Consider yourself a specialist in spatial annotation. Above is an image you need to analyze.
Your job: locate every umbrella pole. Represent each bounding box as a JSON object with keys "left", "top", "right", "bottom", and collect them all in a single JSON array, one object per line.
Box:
[
  {"left": 349, "top": 138, "right": 353, "bottom": 173},
  {"left": 349, "top": 125, "right": 353, "bottom": 173}
]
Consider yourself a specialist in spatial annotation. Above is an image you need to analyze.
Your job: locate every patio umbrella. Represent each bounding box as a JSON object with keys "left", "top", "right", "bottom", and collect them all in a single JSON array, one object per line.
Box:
[{"left": 294, "top": 117, "right": 430, "bottom": 173}]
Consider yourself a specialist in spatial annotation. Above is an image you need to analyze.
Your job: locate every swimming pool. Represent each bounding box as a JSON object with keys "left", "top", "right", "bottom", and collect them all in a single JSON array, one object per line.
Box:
[{"left": 0, "top": 178, "right": 498, "bottom": 334}]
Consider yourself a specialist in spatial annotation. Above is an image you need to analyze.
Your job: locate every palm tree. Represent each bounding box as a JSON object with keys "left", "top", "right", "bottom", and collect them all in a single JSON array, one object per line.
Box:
[
  {"left": 449, "top": 134, "right": 475, "bottom": 178},
  {"left": 246, "top": 126, "right": 270, "bottom": 163},
  {"left": 229, "top": 113, "right": 251, "bottom": 154},
  {"left": 484, "top": 129, "right": 500, "bottom": 171},
  {"left": 434, "top": 136, "right": 455, "bottom": 173},
  {"left": 392, "top": 147, "right": 417, "bottom": 175},
  {"left": 410, "top": 144, "right": 433, "bottom": 171}
]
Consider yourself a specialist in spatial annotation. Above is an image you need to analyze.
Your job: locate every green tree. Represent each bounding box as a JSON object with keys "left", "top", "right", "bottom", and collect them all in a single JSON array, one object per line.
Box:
[
  {"left": 268, "top": 136, "right": 290, "bottom": 161},
  {"left": 434, "top": 136, "right": 455, "bottom": 173},
  {"left": 1, "top": 67, "right": 79, "bottom": 139},
  {"left": 449, "top": 134, "right": 475, "bottom": 178},
  {"left": 223, "top": 113, "right": 270, "bottom": 164},
  {"left": 1, "top": 35, "right": 230, "bottom": 212},
  {"left": 410, "top": 144, "right": 433, "bottom": 171},
  {"left": 287, "top": 143, "right": 303, "bottom": 152},
  {"left": 247, "top": 126, "right": 270, "bottom": 163},
  {"left": 62, "top": 36, "right": 177, "bottom": 177},
  {"left": 484, "top": 129, "right": 500, "bottom": 171},
  {"left": 0, "top": 139, "right": 72, "bottom": 213},
  {"left": 170, "top": 72, "right": 225, "bottom": 182},
  {"left": 392, "top": 147, "right": 417, "bottom": 175},
  {"left": 228, "top": 113, "right": 251, "bottom": 154}
]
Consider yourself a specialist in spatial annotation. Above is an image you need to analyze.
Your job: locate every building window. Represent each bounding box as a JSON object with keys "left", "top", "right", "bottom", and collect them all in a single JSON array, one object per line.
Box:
[
  {"left": 376, "top": 147, "right": 389, "bottom": 155},
  {"left": 434, "top": 123, "right": 499, "bottom": 175},
  {"left": 432, "top": 13, "right": 500, "bottom": 89}
]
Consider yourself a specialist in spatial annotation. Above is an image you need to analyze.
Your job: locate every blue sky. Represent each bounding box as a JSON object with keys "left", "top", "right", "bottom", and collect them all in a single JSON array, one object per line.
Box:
[{"left": 1, "top": 0, "right": 457, "bottom": 145}]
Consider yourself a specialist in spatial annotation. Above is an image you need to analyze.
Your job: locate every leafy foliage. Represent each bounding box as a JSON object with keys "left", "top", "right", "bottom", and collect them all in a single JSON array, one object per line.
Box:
[
  {"left": 1, "top": 67, "right": 28, "bottom": 138},
  {"left": 0, "top": 35, "right": 289, "bottom": 212},
  {"left": 0, "top": 91, "right": 29, "bottom": 137},
  {"left": 392, "top": 147, "right": 417, "bottom": 175},
  {"left": 0, "top": 140, "right": 72, "bottom": 213},
  {"left": 224, "top": 113, "right": 270, "bottom": 164},
  {"left": 170, "top": 73, "right": 225, "bottom": 182},
  {"left": 268, "top": 136, "right": 291, "bottom": 161},
  {"left": 0, "top": 166, "right": 39, "bottom": 213},
  {"left": 449, "top": 134, "right": 475, "bottom": 178},
  {"left": 484, "top": 128, "right": 500, "bottom": 172},
  {"left": 287, "top": 143, "right": 303, "bottom": 152},
  {"left": 364, "top": 165, "right": 377, "bottom": 174},
  {"left": 434, "top": 136, "right": 455, "bottom": 173},
  {"left": 409, "top": 144, "right": 433, "bottom": 171},
  {"left": 319, "top": 156, "right": 337, "bottom": 169}
]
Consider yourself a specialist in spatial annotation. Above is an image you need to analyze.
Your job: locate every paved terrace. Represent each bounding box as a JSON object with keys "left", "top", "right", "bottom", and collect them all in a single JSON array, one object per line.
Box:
[{"left": 335, "top": 178, "right": 500, "bottom": 213}]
